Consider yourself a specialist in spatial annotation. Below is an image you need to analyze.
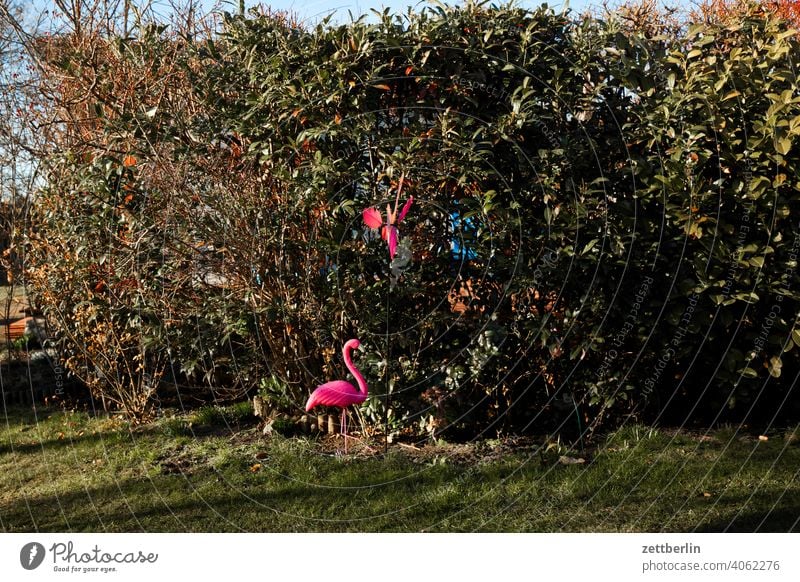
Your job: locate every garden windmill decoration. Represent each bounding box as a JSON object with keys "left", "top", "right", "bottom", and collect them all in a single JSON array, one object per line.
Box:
[
  {"left": 362, "top": 172, "right": 413, "bottom": 259},
  {"left": 362, "top": 172, "right": 413, "bottom": 287},
  {"left": 362, "top": 172, "right": 415, "bottom": 449}
]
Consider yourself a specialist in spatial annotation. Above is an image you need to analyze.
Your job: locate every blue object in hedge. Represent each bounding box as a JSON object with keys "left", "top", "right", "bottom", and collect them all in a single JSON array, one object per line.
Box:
[
  {"left": 320, "top": 254, "right": 338, "bottom": 277},
  {"left": 451, "top": 211, "right": 477, "bottom": 261}
]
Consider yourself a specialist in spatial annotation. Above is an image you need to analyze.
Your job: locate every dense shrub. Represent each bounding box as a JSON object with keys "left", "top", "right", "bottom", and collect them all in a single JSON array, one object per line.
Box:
[
  {"left": 189, "top": 2, "right": 639, "bottom": 437},
  {"left": 25, "top": 1, "right": 800, "bottom": 434},
  {"left": 26, "top": 25, "right": 193, "bottom": 418},
  {"left": 616, "top": 6, "right": 800, "bottom": 425}
]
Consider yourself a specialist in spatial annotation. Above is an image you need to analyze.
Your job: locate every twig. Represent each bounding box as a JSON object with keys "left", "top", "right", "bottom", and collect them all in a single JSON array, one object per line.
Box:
[{"left": 398, "top": 442, "right": 420, "bottom": 451}]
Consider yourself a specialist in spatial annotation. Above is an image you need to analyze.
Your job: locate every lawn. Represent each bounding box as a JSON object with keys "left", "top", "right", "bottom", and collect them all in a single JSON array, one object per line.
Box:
[{"left": 1, "top": 404, "right": 798, "bottom": 532}]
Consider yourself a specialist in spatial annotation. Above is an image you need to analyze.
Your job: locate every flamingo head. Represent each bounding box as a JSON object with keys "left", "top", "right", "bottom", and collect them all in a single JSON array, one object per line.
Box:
[{"left": 345, "top": 338, "right": 362, "bottom": 351}]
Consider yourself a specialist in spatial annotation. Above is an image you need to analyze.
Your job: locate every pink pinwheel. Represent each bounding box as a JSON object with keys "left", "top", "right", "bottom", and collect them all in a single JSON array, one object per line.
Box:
[
  {"left": 363, "top": 173, "right": 413, "bottom": 259},
  {"left": 305, "top": 338, "right": 368, "bottom": 454}
]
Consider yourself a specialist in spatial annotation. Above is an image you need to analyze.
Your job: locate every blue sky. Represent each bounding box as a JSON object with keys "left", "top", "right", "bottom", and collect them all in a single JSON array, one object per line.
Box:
[
  {"left": 215, "top": 0, "right": 701, "bottom": 27},
  {"left": 27, "top": 0, "right": 702, "bottom": 28},
  {"left": 33, "top": 0, "right": 693, "bottom": 30},
  {"left": 215, "top": 0, "right": 606, "bottom": 25}
]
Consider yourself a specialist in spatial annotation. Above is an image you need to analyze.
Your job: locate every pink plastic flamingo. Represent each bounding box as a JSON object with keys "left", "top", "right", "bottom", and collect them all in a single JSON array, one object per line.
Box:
[
  {"left": 363, "top": 173, "right": 413, "bottom": 259},
  {"left": 305, "top": 338, "right": 368, "bottom": 453}
]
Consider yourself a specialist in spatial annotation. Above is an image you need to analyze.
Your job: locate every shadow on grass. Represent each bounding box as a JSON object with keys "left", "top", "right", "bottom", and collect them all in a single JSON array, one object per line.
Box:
[
  {"left": 4, "top": 407, "right": 800, "bottom": 532},
  {"left": 1, "top": 405, "right": 64, "bottom": 427},
  {"left": 695, "top": 501, "right": 800, "bottom": 532},
  {"left": 0, "top": 420, "right": 170, "bottom": 457},
  {"left": 0, "top": 430, "right": 130, "bottom": 457},
  {"left": 0, "top": 406, "right": 255, "bottom": 457},
  {"left": 0, "top": 468, "right": 446, "bottom": 532},
  {"left": 4, "top": 462, "right": 799, "bottom": 532}
]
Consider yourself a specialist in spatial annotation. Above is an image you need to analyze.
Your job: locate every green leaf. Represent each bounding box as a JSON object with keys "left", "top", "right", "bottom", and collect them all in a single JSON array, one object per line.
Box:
[
  {"left": 581, "top": 239, "right": 598, "bottom": 255},
  {"left": 768, "top": 356, "right": 782, "bottom": 378},
  {"left": 693, "top": 34, "right": 716, "bottom": 47},
  {"left": 739, "top": 367, "right": 758, "bottom": 379},
  {"left": 733, "top": 292, "right": 759, "bottom": 303},
  {"left": 775, "top": 137, "right": 792, "bottom": 156}
]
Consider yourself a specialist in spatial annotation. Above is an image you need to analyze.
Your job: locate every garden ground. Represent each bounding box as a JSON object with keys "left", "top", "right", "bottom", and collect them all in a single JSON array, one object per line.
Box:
[{"left": 1, "top": 404, "right": 798, "bottom": 532}]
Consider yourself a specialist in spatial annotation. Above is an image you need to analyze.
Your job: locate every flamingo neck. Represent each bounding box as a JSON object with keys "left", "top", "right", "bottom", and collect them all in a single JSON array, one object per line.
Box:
[{"left": 343, "top": 343, "right": 368, "bottom": 397}]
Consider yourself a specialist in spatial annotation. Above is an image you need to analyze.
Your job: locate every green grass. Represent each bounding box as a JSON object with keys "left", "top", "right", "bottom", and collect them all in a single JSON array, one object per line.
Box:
[{"left": 1, "top": 405, "right": 799, "bottom": 532}]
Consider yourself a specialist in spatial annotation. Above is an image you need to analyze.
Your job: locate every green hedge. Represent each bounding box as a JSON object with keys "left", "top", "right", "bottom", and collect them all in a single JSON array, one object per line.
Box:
[{"left": 28, "top": 1, "right": 800, "bottom": 434}]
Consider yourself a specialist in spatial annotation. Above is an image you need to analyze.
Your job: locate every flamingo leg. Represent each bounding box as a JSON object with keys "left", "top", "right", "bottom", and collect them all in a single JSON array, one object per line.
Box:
[{"left": 343, "top": 409, "right": 348, "bottom": 454}]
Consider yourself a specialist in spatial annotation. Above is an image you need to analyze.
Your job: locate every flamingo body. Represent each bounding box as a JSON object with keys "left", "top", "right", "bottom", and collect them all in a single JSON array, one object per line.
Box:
[
  {"left": 305, "top": 338, "right": 368, "bottom": 453},
  {"left": 305, "top": 380, "right": 367, "bottom": 410}
]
